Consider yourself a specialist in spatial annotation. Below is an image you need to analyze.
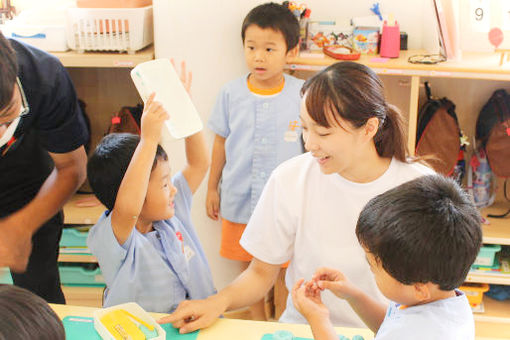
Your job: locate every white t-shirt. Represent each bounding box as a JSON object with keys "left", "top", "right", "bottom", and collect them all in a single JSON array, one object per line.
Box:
[
  {"left": 240, "top": 152, "right": 434, "bottom": 327},
  {"left": 376, "top": 290, "right": 474, "bottom": 339}
]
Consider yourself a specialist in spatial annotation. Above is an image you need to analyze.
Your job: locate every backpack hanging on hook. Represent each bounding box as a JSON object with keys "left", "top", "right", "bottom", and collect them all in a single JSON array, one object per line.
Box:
[
  {"left": 475, "top": 89, "right": 510, "bottom": 218},
  {"left": 415, "top": 82, "right": 465, "bottom": 182}
]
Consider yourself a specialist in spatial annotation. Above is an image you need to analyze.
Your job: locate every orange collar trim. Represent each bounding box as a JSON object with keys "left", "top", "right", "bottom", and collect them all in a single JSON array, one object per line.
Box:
[{"left": 247, "top": 78, "right": 285, "bottom": 96}]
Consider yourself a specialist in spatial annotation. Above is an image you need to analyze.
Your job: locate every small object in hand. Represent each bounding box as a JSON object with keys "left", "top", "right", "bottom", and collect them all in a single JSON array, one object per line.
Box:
[
  {"left": 323, "top": 45, "right": 361, "bottom": 60},
  {"left": 184, "top": 315, "right": 196, "bottom": 323}
]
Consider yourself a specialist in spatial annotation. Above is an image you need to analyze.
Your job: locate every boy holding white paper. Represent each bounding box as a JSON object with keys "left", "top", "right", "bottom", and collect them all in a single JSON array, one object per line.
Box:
[{"left": 86, "top": 73, "right": 215, "bottom": 313}]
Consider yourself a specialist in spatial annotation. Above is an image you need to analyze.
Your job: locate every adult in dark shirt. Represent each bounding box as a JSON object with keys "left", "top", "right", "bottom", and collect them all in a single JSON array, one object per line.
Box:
[{"left": 0, "top": 32, "right": 88, "bottom": 303}]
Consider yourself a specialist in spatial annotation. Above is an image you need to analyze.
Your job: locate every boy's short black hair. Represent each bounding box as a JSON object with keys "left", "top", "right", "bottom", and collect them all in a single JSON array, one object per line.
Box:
[
  {"left": 356, "top": 175, "right": 482, "bottom": 291},
  {"left": 241, "top": 2, "right": 300, "bottom": 51},
  {"left": 0, "top": 284, "right": 65, "bottom": 340},
  {"left": 87, "top": 133, "right": 168, "bottom": 210},
  {"left": 0, "top": 31, "right": 18, "bottom": 114}
]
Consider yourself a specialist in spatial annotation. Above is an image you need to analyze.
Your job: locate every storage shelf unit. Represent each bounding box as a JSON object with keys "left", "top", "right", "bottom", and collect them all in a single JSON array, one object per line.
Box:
[{"left": 286, "top": 51, "right": 510, "bottom": 339}]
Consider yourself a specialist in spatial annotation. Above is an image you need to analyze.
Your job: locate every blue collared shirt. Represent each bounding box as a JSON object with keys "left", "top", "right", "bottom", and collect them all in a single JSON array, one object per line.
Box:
[
  {"left": 208, "top": 73, "right": 304, "bottom": 224},
  {"left": 87, "top": 172, "right": 216, "bottom": 313},
  {"left": 376, "top": 290, "right": 474, "bottom": 339}
]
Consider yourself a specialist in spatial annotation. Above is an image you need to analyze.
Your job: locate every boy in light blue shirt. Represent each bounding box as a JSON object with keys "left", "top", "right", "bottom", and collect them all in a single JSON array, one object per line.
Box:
[
  {"left": 206, "top": 2, "right": 304, "bottom": 319},
  {"left": 86, "top": 92, "right": 215, "bottom": 313},
  {"left": 292, "top": 175, "right": 482, "bottom": 340}
]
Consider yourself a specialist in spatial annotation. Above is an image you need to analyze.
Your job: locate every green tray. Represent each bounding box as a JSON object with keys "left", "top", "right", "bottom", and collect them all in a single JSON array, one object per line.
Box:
[{"left": 63, "top": 316, "right": 199, "bottom": 340}]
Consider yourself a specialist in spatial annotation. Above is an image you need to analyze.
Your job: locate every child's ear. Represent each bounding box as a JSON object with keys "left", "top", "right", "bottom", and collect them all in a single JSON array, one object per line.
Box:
[
  {"left": 413, "top": 283, "right": 431, "bottom": 302},
  {"left": 286, "top": 45, "right": 299, "bottom": 60}
]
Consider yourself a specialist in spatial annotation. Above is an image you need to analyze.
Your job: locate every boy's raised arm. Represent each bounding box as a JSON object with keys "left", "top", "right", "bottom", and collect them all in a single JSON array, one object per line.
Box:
[
  {"left": 171, "top": 60, "right": 210, "bottom": 194},
  {"left": 182, "top": 130, "right": 210, "bottom": 194},
  {"left": 111, "top": 94, "right": 169, "bottom": 245}
]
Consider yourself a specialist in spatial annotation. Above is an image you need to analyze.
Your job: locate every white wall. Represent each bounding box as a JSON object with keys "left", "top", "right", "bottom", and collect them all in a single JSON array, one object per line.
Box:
[{"left": 152, "top": 0, "right": 438, "bottom": 290}]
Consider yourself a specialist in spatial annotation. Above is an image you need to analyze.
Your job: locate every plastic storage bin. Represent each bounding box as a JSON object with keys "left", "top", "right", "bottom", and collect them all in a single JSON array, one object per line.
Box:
[
  {"left": 474, "top": 244, "right": 502, "bottom": 267},
  {"left": 0, "top": 267, "right": 13, "bottom": 284},
  {"left": 459, "top": 283, "right": 489, "bottom": 307},
  {"left": 3, "top": 24, "right": 68, "bottom": 52},
  {"left": 66, "top": 6, "right": 153, "bottom": 53},
  {"left": 60, "top": 226, "right": 90, "bottom": 247},
  {"left": 77, "top": 0, "right": 152, "bottom": 7},
  {"left": 59, "top": 264, "right": 105, "bottom": 286}
]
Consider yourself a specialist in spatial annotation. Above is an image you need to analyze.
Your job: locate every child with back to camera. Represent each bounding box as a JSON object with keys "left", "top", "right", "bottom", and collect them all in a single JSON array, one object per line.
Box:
[
  {"left": 86, "top": 72, "right": 215, "bottom": 313},
  {"left": 292, "top": 174, "right": 482, "bottom": 340},
  {"left": 0, "top": 284, "right": 65, "bottom": 340},
  {"left": 206, "top": 2, "right": 304, "bottom": 320}
]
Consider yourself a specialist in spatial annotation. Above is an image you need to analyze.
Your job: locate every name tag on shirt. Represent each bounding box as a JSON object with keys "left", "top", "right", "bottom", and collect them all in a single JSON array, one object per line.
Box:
[{"left": 284, "top": 120, "right": 300, "bottom": 142}]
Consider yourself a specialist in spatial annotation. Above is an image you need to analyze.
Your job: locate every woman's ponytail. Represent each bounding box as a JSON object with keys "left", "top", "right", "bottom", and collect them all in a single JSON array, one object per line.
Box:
[{"left": 374, "top": 104, "right": 408, "bottom": 162}]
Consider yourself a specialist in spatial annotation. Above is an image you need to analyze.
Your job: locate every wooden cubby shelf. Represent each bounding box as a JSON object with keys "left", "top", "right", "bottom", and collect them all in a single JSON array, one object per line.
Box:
[{"left": 52, "top": 44, "right": 154, "bottom": 68}]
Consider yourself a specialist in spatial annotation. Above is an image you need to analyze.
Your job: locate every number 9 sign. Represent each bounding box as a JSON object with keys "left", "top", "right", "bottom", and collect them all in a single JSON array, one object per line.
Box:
[{"left": 470, "top": 0, "right": 490, "bottom": 32}]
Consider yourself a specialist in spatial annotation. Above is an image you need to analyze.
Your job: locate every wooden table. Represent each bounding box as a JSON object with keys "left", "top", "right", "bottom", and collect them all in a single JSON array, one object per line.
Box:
[{"left": 51, "top": 303, "right": 374, "bottom": 340}]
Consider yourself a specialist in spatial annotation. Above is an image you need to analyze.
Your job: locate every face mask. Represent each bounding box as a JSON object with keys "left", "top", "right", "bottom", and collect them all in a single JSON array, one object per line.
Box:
[{"left": 0, "top": 116, "right": 21, "bottom": 148}]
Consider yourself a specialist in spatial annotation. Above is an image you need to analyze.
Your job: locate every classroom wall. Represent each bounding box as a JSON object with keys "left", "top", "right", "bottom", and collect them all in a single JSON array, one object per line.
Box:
[{"left": 152, "top": 0, "right": 439, "bottom": 290}]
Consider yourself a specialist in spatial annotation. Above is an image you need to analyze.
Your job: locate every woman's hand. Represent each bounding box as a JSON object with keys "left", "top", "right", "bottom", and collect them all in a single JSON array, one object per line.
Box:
[
  {"left": 157, "top": 295, "right": 228, "bottom": 334},
  {"left": 311, "top": 267, "right": 360, "bottom": 302}
]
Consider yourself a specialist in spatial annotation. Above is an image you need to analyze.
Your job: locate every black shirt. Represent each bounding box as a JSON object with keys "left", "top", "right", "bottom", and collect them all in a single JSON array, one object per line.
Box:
[{"left": 0, "top": 40, "right": 88, "bottom": 217}]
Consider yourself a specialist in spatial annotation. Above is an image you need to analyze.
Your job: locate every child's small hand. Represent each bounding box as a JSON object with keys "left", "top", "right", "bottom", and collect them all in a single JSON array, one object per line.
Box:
[
  {"left": 311, "top": 267, "right": 359, "bottom": 301},
  {"left": 291, "top": 278, "right": 330, "bottom": 322},
  {"left": 141, "top": 93, "right": 169, "bottom": 144},
  {"left": 206, "top": 188, "right": 220, "bottom": 220},
  {"left": 171, "top": 59, "right": 192, "bottom": 95}
]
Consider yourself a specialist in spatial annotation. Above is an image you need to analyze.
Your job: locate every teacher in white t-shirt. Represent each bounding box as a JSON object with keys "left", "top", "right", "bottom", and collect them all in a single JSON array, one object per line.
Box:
[{"left": 160, "top": 61, "right": 434, "bottom": 331}]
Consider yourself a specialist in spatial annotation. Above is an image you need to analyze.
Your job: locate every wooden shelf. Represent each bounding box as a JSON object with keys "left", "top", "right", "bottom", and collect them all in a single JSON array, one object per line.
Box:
[
  {"left": 474, "top": 297, "right": 510, "bottom": 325},
  {"left": 475, "top": 320, "right": 510, "bottom": 339},
  {"left": 51, "top": 44, "right": 154, "bottom": 68},
  {"left": 481, "top": 202, "right": 510, "bottom": 245},
  {"left": 63, "top": 194, "right": 105, "bottom": 225},
  {"left": 467, "top": 272, "right": 510, "bottom": 285},
  {"left": 287, "top": 50, "right": 510, "bottom": 80},
  {"left": 58, "top": 254, "right": 97, "bottom": 263}
]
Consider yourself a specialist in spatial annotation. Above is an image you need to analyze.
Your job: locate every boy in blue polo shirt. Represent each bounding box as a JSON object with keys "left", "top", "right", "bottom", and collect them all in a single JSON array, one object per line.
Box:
[
  {"left": 205, "top": 2, "right": 304, "bottom": 320},
  {"left": 292, "top": 175, "right": 482, "bottom": 340},
  {"left": 87, "top": 93, "right": 215, "bottom": 313}
]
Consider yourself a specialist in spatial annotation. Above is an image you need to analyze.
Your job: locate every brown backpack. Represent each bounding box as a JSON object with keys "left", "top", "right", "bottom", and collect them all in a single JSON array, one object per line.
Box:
[
  {"left": 415, "top": 82, "right": 464, "bottom": 180},
  {"left": 476, "top": 89, "right": 510, "bottom": 178}
]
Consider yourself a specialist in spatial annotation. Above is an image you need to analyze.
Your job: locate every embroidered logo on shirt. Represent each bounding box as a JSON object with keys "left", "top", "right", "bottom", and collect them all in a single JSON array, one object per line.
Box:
[
  {"left": 183, "top": 245, "right": 195, "bottom": 262},
  {"left": 284, "top": 120, "right": 300, "bottom": 142}
]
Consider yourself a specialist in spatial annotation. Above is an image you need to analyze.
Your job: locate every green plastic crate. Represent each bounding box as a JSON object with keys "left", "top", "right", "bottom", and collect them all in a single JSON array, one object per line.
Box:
[
  {"left": 59, "top": 265, "right": 105, "bottom": 286},
  {"left": 0, "top": 267, "right": 12, "bottom": 284},
  {"left": 60, "top": 227, "right": 90, "bottom": 248},
  {"left": 473, "top": 244, "right": 502, "bottom": 268}
]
